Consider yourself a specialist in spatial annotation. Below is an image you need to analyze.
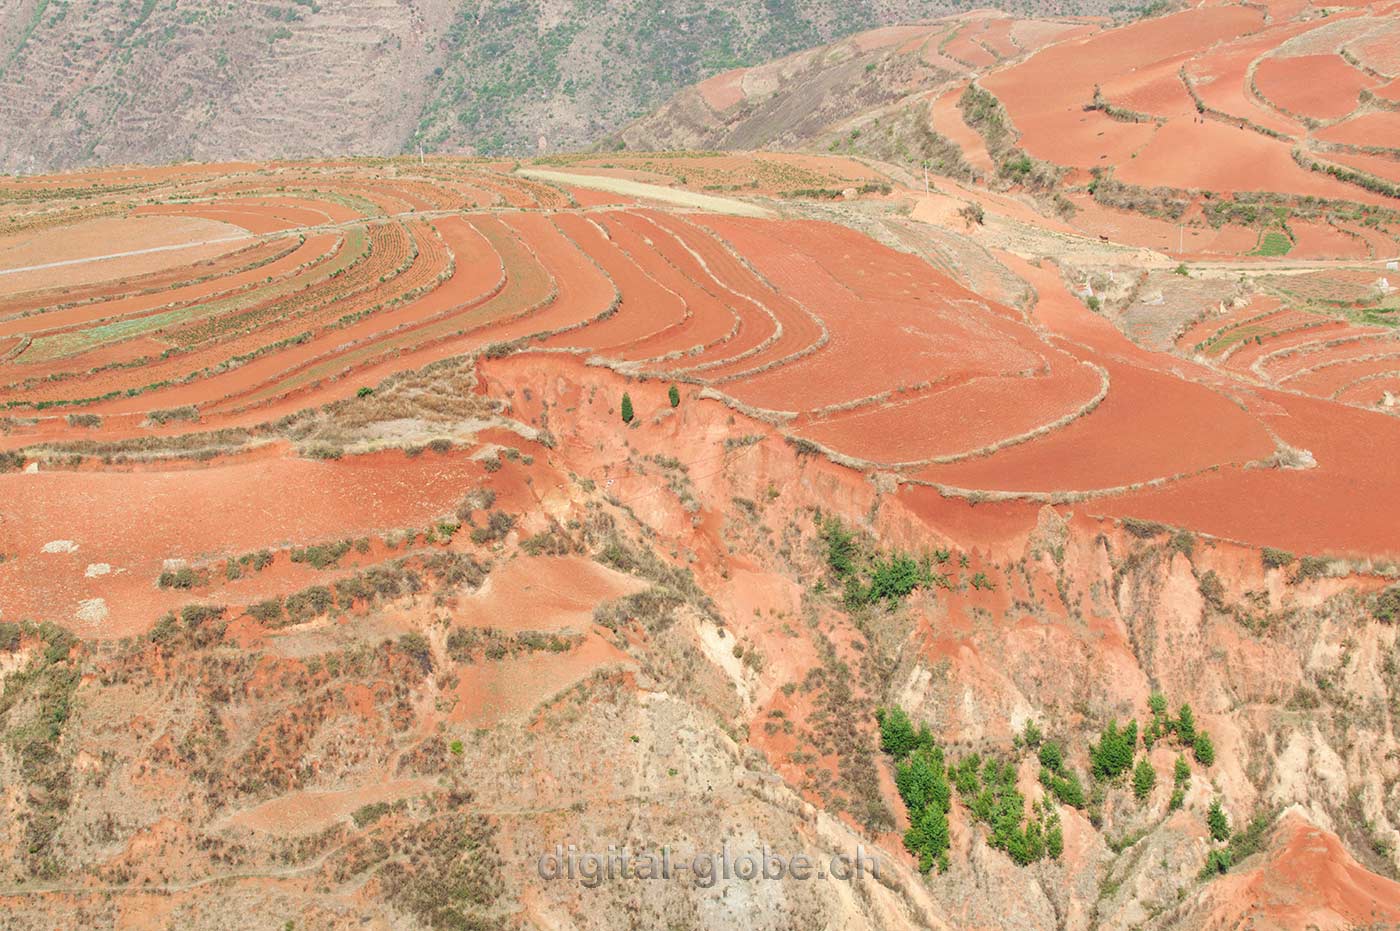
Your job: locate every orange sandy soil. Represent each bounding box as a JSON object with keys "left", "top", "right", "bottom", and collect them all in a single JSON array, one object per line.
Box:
[
  {"left": 1197, "top": 814, "right": 1400, "bottom": 929},
  {"left": 1288, "top": 220, "right": 1371, "bottom": 260},
  {"left": 450, "top": 556, "right": 646, "bottom": 633},
  {"left": 1253, "top": 54, "right": 1377, "bottom": 121},
  {"left": 984, "top": 6, "right": 1266, "bottom": 167},
  {"left": 928, "top": 84, "right": 996, "bottom": 176},
  {"left": 1182, "top": 23, "right": 1320, "bottom": 137},
  {"left": 0, "top": 215, "right": 253, "bottom": 291},
  {"left": 0, "top": 446, "right": 494, "bottom": 638},
  {"left": 1316, "top": 110, "right": 1400, "bottom": 147},
  {"left": 1065, "top": 196, "right": 1257, "bottom": 256},
  {"left": 697, "top": 68, "right": 747, "bottom": 110}
]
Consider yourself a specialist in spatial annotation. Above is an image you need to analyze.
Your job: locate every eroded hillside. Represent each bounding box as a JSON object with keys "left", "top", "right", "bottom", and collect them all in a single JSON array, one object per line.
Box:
[{"left": 0, "top": 148, "right": 1398, "bottom": 929}]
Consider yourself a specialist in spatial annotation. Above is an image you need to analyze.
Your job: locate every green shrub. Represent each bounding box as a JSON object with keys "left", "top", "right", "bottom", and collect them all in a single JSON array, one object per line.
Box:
[
  {"left": 1207, "top": 798, "right": 1230, "bottom": 842},
  {"left": 1374, "top": 585, "right": 1400, "bottom": 623},
  {"left": 397, "top": 632, "right": 433, "bottom": 671},
  {"left": 285, "top": 586, "right": 334, "bottom": 622},
  {"left": 1089, "top": 720, "right": 1137, "bottom": 780},
  {"left": 620, "top": 393, "right": 634, "bottom": 423},
  {"left": 1132, "top": 757, "right": 1156, "bottom": 800},
  {"left": 1176, "top": 704, "right": 1196, "bottom": 743},
  {"left": 158, "top": 567, "right": 202, "bottom": 590},
  {"left": 147, "top": 405, "right": 199, "bottom": 425},
  {"left": 1040, "top": 766, "right": 1087, "bottom": 809},
  {"left": 1203, "top": 847, "right": 1233, "bottom": 874},
  {"left": 247, "top": 598, "right": 285, "bottom": 624},
  {"left": 668, "top": 384, "right": 680, "bottom": 408},
  {"left": 290, "top": 540, "right": 352, "bottom": 570},
  {"left": 352, "top": 801, "right": 392, "bottom": 828},
  {"left": 1261, "top": 547, "right": 1293, "bottom": 570},
  {"left": 1193, "top": 731, "right": 1215, "bottom": 767},
  {"left": 1198, "top": 569, "right": 1227, "bottom": 608},
  {"left": 877, "top": 707, "right": 918, "bottom": 759}
]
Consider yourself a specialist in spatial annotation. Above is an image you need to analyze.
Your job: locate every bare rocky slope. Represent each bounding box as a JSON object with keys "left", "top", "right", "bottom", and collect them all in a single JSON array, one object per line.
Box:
[
  {"left": 0, "top": 0, "right": 1124, "bottom": 172},
  {"left": 3, "top": 353, "right": 1399, "bottom": 929}
]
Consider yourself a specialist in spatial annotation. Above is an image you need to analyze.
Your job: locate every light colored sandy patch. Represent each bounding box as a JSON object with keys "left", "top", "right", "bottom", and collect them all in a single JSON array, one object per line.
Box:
[
  {"left": 41, "top": 539, "right": 78, "bottom": 553},
  {"left": 84, "top": 563, "right": 112, "bottom": 578},
  {"left": 452, "top": 555, "right": 646, "bottom": 633},
  {"left": 226, "top": 778, "right": 434, "bottom": 835},
  {"left": 697, "top": 620, "right": 754, "bottom": 707},
  {"left": 516, "top": 168, "right": 775, "bottom": 218},
  {"left": 0, "top": 215, "right": 253, "bottom": 294},
  {"left": 449, "top": 633, "right": 635, "bottom": 726},
  {"left": 76, "top": 598, "right": 108, "bottom": 624}
]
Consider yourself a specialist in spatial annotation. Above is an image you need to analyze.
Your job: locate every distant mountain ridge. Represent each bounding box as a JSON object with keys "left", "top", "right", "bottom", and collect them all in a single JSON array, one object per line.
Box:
[{"left": 0, "top": 0, "right": 1122, "bottom": 172}]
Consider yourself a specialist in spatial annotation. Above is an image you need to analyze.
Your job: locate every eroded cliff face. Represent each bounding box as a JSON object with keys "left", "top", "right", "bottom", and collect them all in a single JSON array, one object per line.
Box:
[
  {"left": 480, "top": 354, "right": 1400, "bottom": 930},
  {"left": 1, "top": 352, "right": 1397, "bottom": 930}
]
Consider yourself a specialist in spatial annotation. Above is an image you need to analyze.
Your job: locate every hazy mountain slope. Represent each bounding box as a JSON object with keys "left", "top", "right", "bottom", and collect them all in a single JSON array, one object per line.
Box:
[{"left": 0, "top": 0, "right": 1123, "bottom": 172}]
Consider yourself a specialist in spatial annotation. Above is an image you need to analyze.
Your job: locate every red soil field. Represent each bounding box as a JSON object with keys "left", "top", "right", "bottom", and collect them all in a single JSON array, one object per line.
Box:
[
  {"left": 1325, "top": 149, "right": 1400, "bottom": 186},
  {"left": 0, "top": 447, "right": 494, "bottom": 637},
  {"left": 984, "top": 5, "right": 1264, "bottom": 167},
  {"left": 1269, "top": 332, "right": 1398, "bottom": 381},
  {"left": 1098, "top": 388, "right": 1400, "bottom": 556},
  {"left": 1285, "top": 351, "right": 1400, "bottom": 397},
  {"left": 1288, "top": 220, "right": 1371, "bottom": 260},
  {"left": 1117, "top": 119, "right": 1383, "bottom": 202},
  {"left": 698, "top": 69, "right": 746, "bottom": 110},
  {"left": 928, "top": 85, "right": 996, "bottom": 176},
  {"left": 794, "top": 354, "right": 1102, "bottom": 465},
  {"left": 915, "top": 356, "right": 1276, "bottom": 492},
  {"left": 537, "top": 213, "right": 685, "bottom": 357},
  {"left": 1253, "top": 54, "right": 1376, "bottom": 121},
  {"left": 943, "top": 22, "right": 999, "bottom": 68},
  {"left": 1316, "top": 110, "right": 1400, "bottom": 148},
  {"left": 1183, "top": 24, "right": 1319, "bottom": 137},
  {"left": 593, "top": 212, "right": 739, "bottom": 359}
]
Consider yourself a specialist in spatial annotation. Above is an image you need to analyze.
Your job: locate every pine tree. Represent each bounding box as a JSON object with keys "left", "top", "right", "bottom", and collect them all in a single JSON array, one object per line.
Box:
[
  {"left": 878, "top": 707, "right": 917, "bottom": 759},
  {"left": 1174, "top": 753, "right": 1191, "bottom": 786},
  {"left": 1193, "top": 731, "right": 1215, "bottom": 767},
  {"left": 1133, "top": 757, "right": 1157, "bottom": 800},
  {"left": 620, "top": 392, "right": 634, "bottom": 423},
  {"left": 1176, "top": 704, "right": 1197, "bottom": 743},
  {"left": 1207, "top": 798, "right": 1231, "bottom": 842},
  {"left": 668, "top": 384, "right": 680, "bottom": 408}
]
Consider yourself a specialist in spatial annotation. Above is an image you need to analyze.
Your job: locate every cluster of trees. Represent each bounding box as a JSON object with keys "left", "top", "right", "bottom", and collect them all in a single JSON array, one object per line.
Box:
[
  {"left": 821, "top": 517, "right": 947, "bottom": 611},
  {"left": 1085, "top": 694, "right": 1215, "bottom": 813},
  {"left": 619, "top": 385, "right": 681, "bottom": 424},
  {"left": 879, "top": 708, "right": 952, "bottom": 873},
  {"left": 881, "top": 694, "right": 1228, "bottom": 876},
  {"left": 879, "top": 708, "right": 1062, "bottom": 873},
  {"left": 1037, "top": 738, "right": 1088, "bottom": 809},
  {"left": 1144, "top": 693, "right": 1215, "bottom": 766},
  {"left": 953, "top": 755, "right": 1063, "bottom": 865}
]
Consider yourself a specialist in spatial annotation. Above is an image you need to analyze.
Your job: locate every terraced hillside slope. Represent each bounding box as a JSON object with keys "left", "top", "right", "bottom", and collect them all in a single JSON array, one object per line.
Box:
[
  {"left": 0, "top": 0, "right": 1127, "bottom": 172},
  {"left": 624, "top": 2, "right": 1400, "bottom": 254},
  {"left": 2, "top": 149, "right": 1400, "bottom": 930}
]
